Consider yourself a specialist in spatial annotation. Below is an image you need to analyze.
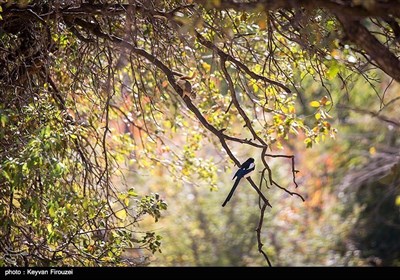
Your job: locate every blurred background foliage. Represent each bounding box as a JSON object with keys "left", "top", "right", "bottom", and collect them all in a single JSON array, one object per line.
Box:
[{"left": 147, "top": 70, "right": 400, "bottom": 266}]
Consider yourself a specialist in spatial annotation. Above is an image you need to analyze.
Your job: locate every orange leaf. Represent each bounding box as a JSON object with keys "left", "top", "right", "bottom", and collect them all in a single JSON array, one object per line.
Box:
[{"left": 162, "top": 80, "right": 169, "bottom": 88}]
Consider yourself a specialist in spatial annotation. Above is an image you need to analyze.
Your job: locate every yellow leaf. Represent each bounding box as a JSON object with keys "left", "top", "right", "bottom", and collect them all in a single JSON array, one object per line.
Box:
[
  {"left": 182, "top": 167, "right": 190, "bottom": 176},
  {"left": 395, "top": 195, "right": 400, "bottom": 207},
  {"left": 49, "top": 206, "right": 56, "bottom": 218},
  {"left": 253, "top": 64, "right": 262, "bottom": 74},
  {"left": 47, "top": 223, "right": 53, "bottom": 233},
  {"left": 315, "top": 112, "right": 321, "bottom": 120},
  {"left": 12, "top": 198, "right": 21, "bottom": 208},
  {"left": 202, "top": 62, "right": 211, "bottom": 72},
  {"left": 115, "top": 209, "right": 127, "bottom": 221},
  {"left": 310, "top": 101, "right": 320, "bottom": 108},
  {"left": 276, "top": 141, "right": 283, "bottom": 150},
  {"left": 252, "top": 83, "right": 259, "bottom": 93},
  {"left": 369, "top": 146, "right": 376, "bottom": 155},
  {"left": 124, "top": 198, "right": 130, "bottom": 206}
]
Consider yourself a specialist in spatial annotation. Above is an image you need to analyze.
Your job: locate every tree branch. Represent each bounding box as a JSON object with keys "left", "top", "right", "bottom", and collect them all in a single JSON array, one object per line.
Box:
[
  {"left": 220, "top": 56, "right": 267, "bottom": 145},
  {"left": 195, "top": 0, "right": 400, "bottom": 20},
  {"left": 255, "top": 203, "right": 272, "bottom": 267},
  {"left": 195, "top": 31, "right": 291, "bottom": 93},
  {"left": 261, "top": 149, "right": 304, "bottom": 201},
  {"left": 338, "top": 105, "right": 400, "bottom": 127},
  {"left": 264, "top": 153, "right": 299, "bottom": 188},
  {"left": 337, "top": 15, "right": 400, "bottom": 82}
]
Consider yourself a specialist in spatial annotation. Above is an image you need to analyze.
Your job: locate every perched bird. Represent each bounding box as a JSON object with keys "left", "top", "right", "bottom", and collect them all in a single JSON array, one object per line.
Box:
[
  {"left": 175, "top": 72, "right": 197, "bottom": 100},
  {"left": 176, "top": 77, "right": 193, "bottom": 98},
  {"left": 222, "top": 158, "right": 255, "bottom": 207}
]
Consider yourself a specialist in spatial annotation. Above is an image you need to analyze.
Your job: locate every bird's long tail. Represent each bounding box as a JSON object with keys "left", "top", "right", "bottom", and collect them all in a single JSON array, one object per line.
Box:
[{"left": 222, "top": 177, "right": 241, "bottom": 207}]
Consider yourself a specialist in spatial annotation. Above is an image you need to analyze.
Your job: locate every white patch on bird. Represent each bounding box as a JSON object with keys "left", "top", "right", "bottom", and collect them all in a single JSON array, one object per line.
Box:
[{"left": 249, "top": 163, "right": 255, "bottom": 169}]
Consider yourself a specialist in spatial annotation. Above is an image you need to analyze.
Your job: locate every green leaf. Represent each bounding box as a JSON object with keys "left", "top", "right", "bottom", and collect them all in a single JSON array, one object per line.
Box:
[
  {"left": 54, "top": 162, "right": 65, "bottom": 176},
  {"left": 2, "top": 170, "right": 11, "bottom": 181},
  {"left": 47, "top": 223, "right": 53, "bottom": 234},
  {"left": 49, "top": 205, "right": 56, "bottom": 218},
  {"left": 327, "top": 63, "right": 340, "bottom": 80},
  {"left": 82, "top": 200, "right": 88, "bottom": 210},
  {"left": 128, "top": 188, "right": 138, "bottom": 197},
  {"left": 304, "top": 138, "right": 313, "bottom": 148},
  {"left": 0, "top": 115, "right": 7, "bottom": 127}
]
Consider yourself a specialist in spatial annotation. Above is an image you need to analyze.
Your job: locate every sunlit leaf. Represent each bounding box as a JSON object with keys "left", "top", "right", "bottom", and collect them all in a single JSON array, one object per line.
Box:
[
  {"left": 0, "top": 115, "right": 7, "bottom": 127},
  {"left": 12, "top": 198, "right": 21, "bottom": 208},
  {"left": 258, "top": 20, "right": 266, "bottom": 30},
  {"left": 128, "top": 188, "right": 138, "bottom": 197},
  {"left": 47, "top": 223, "right": 53, "bottom": 234},
  {"left": 369, "top": 146, "right": 376, "bottom": 155},
  {"left": 310, "top": 101, "right": 320, "bottom": 108},
  {"left": 162, "top": 80, "right": 169, "bottom": 88},
  {"left": 327, "top": 63, "right": 340, "bottom": 80},
  {"left": 49, "top": 205, "right": 56, "bottom": 218},
  {"left": 202, "top": 62, "right": 211, "bottom": 72},
  {"left": 115, "top": 209, "right": 127, "bottom": 221},
  {"left": 395, "top": 196, "right": 400, "bottom": 207}
]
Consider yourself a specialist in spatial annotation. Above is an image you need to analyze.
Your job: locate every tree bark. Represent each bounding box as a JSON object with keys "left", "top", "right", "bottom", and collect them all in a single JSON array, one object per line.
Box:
[{"left": 338, "top": 15, "right": 400, "bottom": 82}]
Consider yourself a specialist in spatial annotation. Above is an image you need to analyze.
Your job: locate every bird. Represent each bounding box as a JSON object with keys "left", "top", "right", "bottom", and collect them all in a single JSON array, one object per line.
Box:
[
  {"left": 174, "top": 72, "right": 197, "bottom": 100},
  {"left": 222, "top": 158, "right": 255, "bottom": 207}
]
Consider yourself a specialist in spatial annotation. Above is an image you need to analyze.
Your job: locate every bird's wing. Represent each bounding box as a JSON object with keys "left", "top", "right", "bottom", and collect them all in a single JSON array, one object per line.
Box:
[
  {"left": 241, "top": 161, "right": 250, "bottom": 169},
  {"left": 241, "top": 163, "right": 255, "bottom": 178}
]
